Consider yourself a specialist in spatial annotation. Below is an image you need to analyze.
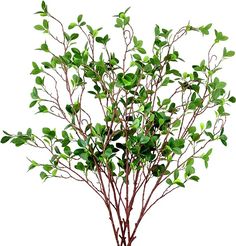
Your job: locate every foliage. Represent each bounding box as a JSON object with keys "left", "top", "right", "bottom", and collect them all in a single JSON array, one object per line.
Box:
[{"left": 1, "top": 1, "right": 235, "bottom": 245}]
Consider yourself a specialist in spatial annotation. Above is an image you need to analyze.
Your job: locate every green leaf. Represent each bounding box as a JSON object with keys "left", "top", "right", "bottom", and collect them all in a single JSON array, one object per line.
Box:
[
  {"left": 202, "top": 148, "right": 213, "bottom": 168},
  {"left": 188, "top": 102, "right": 197, "bottom": 110},
  {"left": 187, "top": 158, "right": 194, "bottom": 166},
  {"left": 188, "top": 126, "right": 196, "bottom": 134},
  {"left": 137, "top": 48, "right": 146, "bottom": 54},
  {"left": 105, "top": 148, "right": 113, "bottom": 158},
  {"left": 68, "top": 22, "right": 77, "bottom": 29},
  {"left": 95, "top": 123, "right": 105, "bottom": 136},
  {"left": 108, "top": 161, "right": 116, "bottom": 171},
  {"left": 174, "top": 169, "right": 179, "bottom": 180},
  {"left": 155, "top": 39, "right": 168, "bottom": 48},
  {"left": 215, "top": 30, "right": 228, "bottom": 43},
  {"left": 35, "top": 76, "right": 44, "bottom": 85},
  {"left": 55, "top": 146, "right": 61, "bottom": 154},
  {"left": 115, "top": 18, "right": 123, "bottom": 28},
  {"left": 42, "top": 127, "right": 50, "bottom": 135},
  {"left": 104, "top": 35, "right": 111, "bottom": 45},
  {"left": 166, "top": 178, "right": 173, "bottom": 185},
  {"left": 31, "top": 87, "right": 39, "bottom": 99},
  {"left": 79, "top": 21, "right": 86, "bottom": 27},
  {"left": 212, "top": 88, "right": 222, "bottom": 100},
  {"left": 77, "top": 15, "right": 83, "bottom": 23},
  {"left": 133, "top": 54, "right": 142, "bottom": 60},
  {"left": 34, "top": 25, "right": 45, "bottom": 31},
  {"left": 43, "top": 164, "right": 53, "bottom": 172},
  {"left": 175, "top": 138, "right": 185, "bottom": 148},
  {"left": 64, "top": 146, "right": 71, "bottom": 156},
  {"left": 43, "top": 19, "right": 49, "bottom": 29},
  {"left": 38, "top": 105, "right": 48, "bottom": 113},
  {"left": 200, "top": 123, "right": 205, "bottom": 130},
  {"left": 41, "top": 1, "right": 47, "bottom": 12},
  {"left": 64, "top": 32, "right": 71, "bottom": 42},
  {"left": 161, "top": 77, "right": 171, "bottom": 86},
  {"left": 26, "top": 128, "right": 32, "bottom": 136},
  {"left": 2, "top": 131, "right": 12, "bottom": 136},
  {"left": 133, "top": 37, "right": 143, "bottom": 48},
  {"left": 223, "top": 47, "right": 235, "bottom": 58},
  {"left": 95, "top": 37, "right": 104, "bottom": 44},
  {"left": 155, "top": 25, "right": 160, "bottom": 36},
  {"left": 62, "top": 130, "right": 69, "bottom": 139},
  {"left": 42, "top": 128, "right": 55, "bottom": 140},
  {"left": 74, "top": 149, "right": 83, "bottom": 156},
  {"left": 11, "top": 137, "right": 27, "bottom": 147},
  {"left": 28, "top": 160, "right": 38, "bottom": 171},
  {"left": 220, "top": 134, "right": 227, "bottom": 146},
  {"left": 118, "top": 171, "right": 124, "bottom": 177},
  {"left": 110, "top": 58, "right": 118, "bottom": 66},
  {"left": 172, "top": 147, "right": 181, "bottom": 155},
  {"left": 1, "top": 136, "right": 12, "bottom": 143},
  {"left": 218, "top": 105, "right": 225, "bottom": 115},
  {"left": 189, "top": 176, "right": 200, "bottom": 182},
  {"left": 75, "top": 162, "right": 85, "bottom": 171},
  {"left": 151, "top": 164, "right": 166, "bottom": 177},
  {"left": 206, "top": 148, "right": 213, "bottom": 157},
  {"left": 29, "top": 100, "right": 37, "bottom": 108},
  {"left": 66, "top": 102, "right": 80, "bottom": 115},
  {"left": 191, "top": 92, "right": 197, "bottom": 102},
  {"left": 77, "top": 138, "right": 86, "bottom": 148},
  {"left": 131, "top": 118, "right": 141, "bottom": 129},
  {"left": 140, "top": 136, "right": 150, "bottom": 144},
  {"left": 42, "top": 61, "right": 52, "bottom": 69},
  {"left": 66, "top": 104, "right": 73, "bottom": 114},
  {"left": 199, "top": 23, "right": 212, "bottom": 35},
  {"left": 71, "top": 33, "right": 79, "bottom": 40},
  {"left": 143, "top": 56, "right": 149, "bottom": 62},
  {"left": 40, "top": 42, "right": 49, "bottom": 52},
  {"left": 172, "top": 119, "right": 181, "bottom": 128},
  {"left": 52, "top": 169, "right": 57, "bottom": 177},
  {"left": 35, "top": 11, "right": 47, "bottom": 16},
  {"left": 216, "top": 82, "right": 226, "bottom": 89},
  {"left": 185, "top": 165, "right": 195, "bottom": 176},
  {"left": 206, "top": 120, "right": 212, "bottom": 129},
  {"left": 162, "top": 98, "right": 171, "bottom": 105},
  {"left": 191, "top": 133, "right": 200, "bottom": 142},
  {"left": 40, "top": 171, "right": 48, "bottom": 180},
  {"left": 174, "top": 179, "right": 185, "bottom": 188},
  {"left": 31, "top": 62, "right": 41, "bottom": 75},
  {"left": 60, "top": 153, "right": 68, "bottom": 160},
  {"left": 86, "top": 25, "right": 94, "bottom": 34},
  {"left": 229, "top": 96, "right": 236, "bottom": 103},
  {"left": 204, "top": 131, "right": 214, "bottom": 140}
]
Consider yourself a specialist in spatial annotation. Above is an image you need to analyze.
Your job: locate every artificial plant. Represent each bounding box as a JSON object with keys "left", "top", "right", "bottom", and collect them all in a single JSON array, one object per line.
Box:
[{"left": 1, "top": 1, "right": 235, "bottom": 245}]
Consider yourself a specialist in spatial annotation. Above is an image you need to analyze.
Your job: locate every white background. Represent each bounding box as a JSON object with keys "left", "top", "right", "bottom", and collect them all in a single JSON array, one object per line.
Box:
[{"left": 0, "top": 0, "right": 236, "bottom": 245}]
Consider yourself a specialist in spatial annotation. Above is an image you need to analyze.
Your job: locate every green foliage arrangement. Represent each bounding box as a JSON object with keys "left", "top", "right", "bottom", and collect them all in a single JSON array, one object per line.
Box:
[{"left": 1, "top": 2, "right": 235, "bottom": 245}]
